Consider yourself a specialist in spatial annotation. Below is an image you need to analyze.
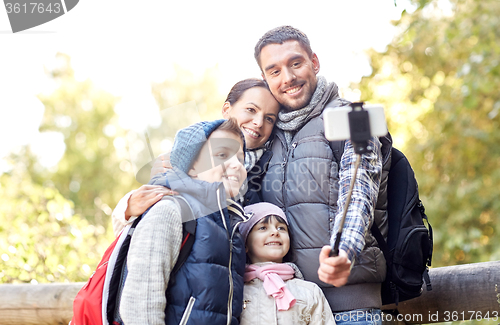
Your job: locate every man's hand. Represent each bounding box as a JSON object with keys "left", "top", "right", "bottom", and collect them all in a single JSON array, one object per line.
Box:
[
  {"left": 124, "top": 185, "right": 177, "bottom": 220},
  {"left": 318, "top": 245, "right": 351, "bottom": 287},
  {"left": 150, "top": 152, "right": 172, "bottom": 179}
]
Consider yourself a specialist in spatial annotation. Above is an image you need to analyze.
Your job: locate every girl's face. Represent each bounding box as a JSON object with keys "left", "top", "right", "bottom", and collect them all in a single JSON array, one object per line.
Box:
[
  {"left": 222, "top": 87, "right": 280, "bottom": 149},
  {"left": 189, "top": 130, "right": 247, "bottom": 198},
  {"left": 246, "top": 215, "right": 290, "bottom": 264}
]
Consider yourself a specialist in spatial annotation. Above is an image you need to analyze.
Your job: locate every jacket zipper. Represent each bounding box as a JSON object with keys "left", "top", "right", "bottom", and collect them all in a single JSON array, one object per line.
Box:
[
  {"left": 217, "top": 189, "right": 250, "bottom": 325},
  {"left": 227, "top": 203, "right": 249, "bottom": 325},
  {"left": 279, "top": 134, "right": 327, "bottom": 213},
  {"left": 216, "top": 189, "right": 234, "bottom": 325},
  {"left": 179, "top": 296, "right": 196, "bottom": 325},
  {"left": 275, "top": 132, "right": 290, "bottom": 215},
  {"left": 290, "top": 134, "right": 331, "bottom": 158}
]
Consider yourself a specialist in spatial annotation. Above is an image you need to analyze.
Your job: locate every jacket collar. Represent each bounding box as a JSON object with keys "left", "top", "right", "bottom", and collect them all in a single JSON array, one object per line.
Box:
[{"left": 163, "top": 168, "right": 228, "bottom": 218}]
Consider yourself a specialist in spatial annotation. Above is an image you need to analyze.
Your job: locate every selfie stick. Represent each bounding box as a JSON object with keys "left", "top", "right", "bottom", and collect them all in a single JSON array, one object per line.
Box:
[{"left": 330, "top": 102, "right": 372, "bottom": 257}]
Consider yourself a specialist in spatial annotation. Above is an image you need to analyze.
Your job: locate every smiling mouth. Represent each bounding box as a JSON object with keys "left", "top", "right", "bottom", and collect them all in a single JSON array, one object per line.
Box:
[
  {"left": 265, "top": 242, "right": 282, "bottom": 246},
  {"left": 225, "top": 175, "right": 239, "bottom": 182},
  {"left": 242, "top": 127, "right": 260, "bottom": 139},
  {"left": 284, "top": 84, "right": 303, "bottom": 95}
]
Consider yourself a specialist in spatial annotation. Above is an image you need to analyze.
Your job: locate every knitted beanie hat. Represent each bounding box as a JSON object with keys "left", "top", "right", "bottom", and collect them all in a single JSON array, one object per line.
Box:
[
  {"left": 239, "top": 202, "right": 288, "bottom": 242},
  {"left": 170, "top": 119, "right": 226, "bottom": 173}
]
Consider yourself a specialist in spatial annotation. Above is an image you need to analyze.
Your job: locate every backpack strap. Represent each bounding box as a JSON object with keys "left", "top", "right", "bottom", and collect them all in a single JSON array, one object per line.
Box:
[
  {"left": 329, "top": 140, "right": 345, "bottom": 165},
  {"left": 168, "top": 196, "right": 196, "bottom": 275},
  {"left": 370, "top": 223, "right": 389, "bottom": 258}
]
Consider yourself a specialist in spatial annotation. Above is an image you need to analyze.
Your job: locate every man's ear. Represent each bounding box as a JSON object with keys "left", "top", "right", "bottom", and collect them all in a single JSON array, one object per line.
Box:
[
  {"left": 222, "top": 102, "right": 231, "bottom": 118},
  {"left": 312, "top": 53, "right": 320, "bottom": 75}
]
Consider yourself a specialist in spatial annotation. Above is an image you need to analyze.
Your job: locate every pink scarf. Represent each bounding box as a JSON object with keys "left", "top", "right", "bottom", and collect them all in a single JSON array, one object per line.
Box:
[{"left": 244, "top": 264, "right": 296, "bottom": 311}]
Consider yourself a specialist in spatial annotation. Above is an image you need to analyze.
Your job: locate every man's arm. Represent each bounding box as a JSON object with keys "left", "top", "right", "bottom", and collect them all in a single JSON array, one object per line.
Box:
[
  {"left": 119, "top": 199, "right": 183, "bottom": 325},
  {"left": 334, "top": 137, "right": 382, "bottom": 261},
  {"left": 318, "top": 137, "right": 382, "bottom": 286}
]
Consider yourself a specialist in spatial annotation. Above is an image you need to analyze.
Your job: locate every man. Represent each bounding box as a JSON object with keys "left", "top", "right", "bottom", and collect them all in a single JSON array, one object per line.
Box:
[{"left": 255, "top": 25, "right": 390, "bottom": 324}]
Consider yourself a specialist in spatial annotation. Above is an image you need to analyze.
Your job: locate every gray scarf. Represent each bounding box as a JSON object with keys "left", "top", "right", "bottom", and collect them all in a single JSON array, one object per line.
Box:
[
  {"left": 244, "top": 136, "right": 274, "bottom": 172},
  {"left": 244, "top": 147, "right": 264, "bottom": 172},
  {"left": 276, "top": 76, "right": 327, "bottom": 144}
]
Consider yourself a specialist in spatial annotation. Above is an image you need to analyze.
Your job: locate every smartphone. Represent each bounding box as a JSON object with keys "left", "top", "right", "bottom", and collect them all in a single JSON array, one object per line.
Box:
[{"left": 323, "top": 104, "right": 388, "bottom": 141}]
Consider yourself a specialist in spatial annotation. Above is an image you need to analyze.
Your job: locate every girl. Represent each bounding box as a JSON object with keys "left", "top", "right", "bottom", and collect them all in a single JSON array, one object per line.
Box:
[{"left": 238, "top": 202, "right": 335, "bottom": 325}]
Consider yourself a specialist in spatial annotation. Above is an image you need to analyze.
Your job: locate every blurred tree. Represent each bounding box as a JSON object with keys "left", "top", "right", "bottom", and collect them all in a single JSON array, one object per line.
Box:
[
  {"left": 152, "top": 64, "right": 225, "bottom": 120},
  {"left": 130, "top": 65, "right": 226, "bottom": 183},
  {"left": 0, "top": 54, "right": 226, "bottom": 283},
  {"left": 37, "top": 53, "right": 139, "bottom": 226},
  {"left": 357, "top": 0, "right": 500, "bottom": 266},
  {"left": 0, "top": 148, "right": 113, "bottom": 283}
]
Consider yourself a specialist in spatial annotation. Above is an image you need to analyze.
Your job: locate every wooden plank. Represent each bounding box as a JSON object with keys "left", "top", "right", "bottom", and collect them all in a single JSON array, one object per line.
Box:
[
  {"left": 382, "top": 261, "right": 500, "bottom": 324},
  {"left": 0, "top": 283, "right": 84, "bottom": 325},
  {"left": 0, "top": 262, "right": 499, "bottom": 324}
]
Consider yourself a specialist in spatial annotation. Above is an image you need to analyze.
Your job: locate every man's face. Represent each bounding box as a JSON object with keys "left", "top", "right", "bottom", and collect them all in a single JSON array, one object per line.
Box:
[{"left": 259, "top": 40, "right": 320, "bottom": 111}]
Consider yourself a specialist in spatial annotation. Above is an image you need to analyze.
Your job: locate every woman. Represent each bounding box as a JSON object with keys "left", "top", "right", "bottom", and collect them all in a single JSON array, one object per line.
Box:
[{"left": 112, "top": 78, "right": 280, "bottom": 236}]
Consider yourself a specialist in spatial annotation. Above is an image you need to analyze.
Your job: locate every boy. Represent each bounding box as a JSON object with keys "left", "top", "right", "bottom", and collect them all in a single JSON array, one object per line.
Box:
[{"left": 120, "top": 118, "right": 248, "bottom": 325}]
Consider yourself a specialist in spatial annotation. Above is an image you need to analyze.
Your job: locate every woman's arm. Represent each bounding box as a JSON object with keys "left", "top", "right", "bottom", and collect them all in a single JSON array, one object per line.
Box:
[
  {"left": 119, "top": 198, "right": 183, "bottom": 325},
  {"left": 111, "top": 185, "right": 176, "bottom": 237}
]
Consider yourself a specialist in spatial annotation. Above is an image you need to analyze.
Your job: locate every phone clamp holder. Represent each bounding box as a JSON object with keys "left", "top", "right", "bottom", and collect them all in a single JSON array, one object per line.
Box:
[{"left": 348, "top": 102, "right": 373, "bottom": 155}]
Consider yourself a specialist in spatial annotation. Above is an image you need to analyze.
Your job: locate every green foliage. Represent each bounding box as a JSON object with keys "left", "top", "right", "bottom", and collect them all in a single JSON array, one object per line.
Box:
[
  {"left": 37, "top": 53, "right": 140, "bottom": 225},
  {"left": 0, "top": 154, "right": 113, "bottom": 283},
  {"left": 0, "top": 53, "right": 135, "bottom": 283},
  {"left": 0, "top": 54, "right": 227, "bottom": 284},
  {"left": 357, "top": 0, "right": 500, "bottom": 266}
]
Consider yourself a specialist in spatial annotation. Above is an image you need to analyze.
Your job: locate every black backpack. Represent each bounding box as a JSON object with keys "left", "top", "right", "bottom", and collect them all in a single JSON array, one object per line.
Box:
[{"left": 331, "top": 141, "right": 433, "bottom": 306}]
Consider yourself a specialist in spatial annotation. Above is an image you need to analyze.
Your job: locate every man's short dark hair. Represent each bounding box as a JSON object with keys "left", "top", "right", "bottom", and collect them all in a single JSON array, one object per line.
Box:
[{"left": 254, "top": 25, "right": 313, "bottom": 69}]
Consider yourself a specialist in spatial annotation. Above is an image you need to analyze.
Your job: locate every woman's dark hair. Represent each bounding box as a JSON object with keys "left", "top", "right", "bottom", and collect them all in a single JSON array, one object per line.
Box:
[
  {"left": 225, "top": 78, "right": 270, "bottom": 105},
  {"left": 245, "top": 214, "right": 297, "bottom": 264}
]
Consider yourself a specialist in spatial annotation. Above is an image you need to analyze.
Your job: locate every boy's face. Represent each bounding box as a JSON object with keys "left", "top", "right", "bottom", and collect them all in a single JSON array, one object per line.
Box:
[
  {"left": 246, "top": 215, "right": 290, "bottom": 264},
  {"left": 189, "top": 130, "right": 246, "bottom": 198}
]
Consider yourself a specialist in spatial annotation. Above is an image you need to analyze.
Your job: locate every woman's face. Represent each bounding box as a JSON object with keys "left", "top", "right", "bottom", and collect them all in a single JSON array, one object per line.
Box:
[{"left": 222, "top": 87, "right": 280, "bottom": 149}]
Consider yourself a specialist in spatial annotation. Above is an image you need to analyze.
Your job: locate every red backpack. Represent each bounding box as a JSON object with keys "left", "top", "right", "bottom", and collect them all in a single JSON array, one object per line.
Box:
[{"left": 71, "top": 197, "right": 196, "bottom": 325}]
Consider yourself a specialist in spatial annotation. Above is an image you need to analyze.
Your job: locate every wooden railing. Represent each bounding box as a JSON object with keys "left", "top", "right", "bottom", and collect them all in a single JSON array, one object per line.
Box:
[
  {"left": 0, "top": 261, "right": 499, "bottom": 325},
  {"left": 381, "top": 261, "right": 500, "bottom": 324}
]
